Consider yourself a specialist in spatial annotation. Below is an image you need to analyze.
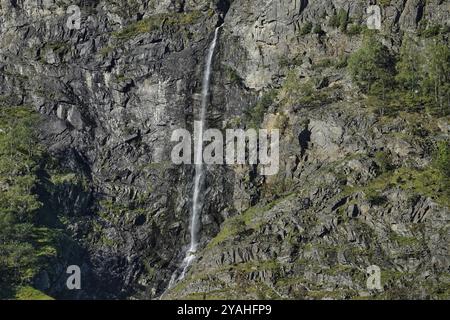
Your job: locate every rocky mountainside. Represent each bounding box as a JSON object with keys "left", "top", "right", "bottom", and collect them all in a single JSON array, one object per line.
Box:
[{"left": 0, "top": 0, "right": 449, "bottom": 299}]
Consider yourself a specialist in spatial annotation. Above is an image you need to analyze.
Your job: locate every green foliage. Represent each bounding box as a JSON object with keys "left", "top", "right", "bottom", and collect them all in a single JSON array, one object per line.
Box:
[
  {"left": 113, "top": 11, "right": 202, "bottom": 40},
  {"left": 422, "top": 42, "right": 450, "bottom": 115},
  {"left": 347, "top": 33, "right": 445, "bottom": 114},
  {"left": 14, "top": 286, "right": 54, "bottom": 300},
  {"left": 335, "top": 55, "right": 349, "bottom": 69},
  {"left": 418, "top": 23, "right": 450, "bottom": 38},
  {"left": 244, "top": 90, "right": 278, "bottom": 128},
  {"left": 0, "top": 107, "right": 43, "bottom": 220},
  {"left": 370, "top": 36, "right": 450, "bottom": 115},
  {"left": 357, "top": 165, "right": 449, "bottom": 208},
  {"left": 50, "top": 172, "right": 89, "bottom": 192},
  {"left": 396, "top": 37, "right": 422, "bottom": 93},
  {"left": 313, "top": 24, "right": 325, "bottom": 36},
  {"left": 278, "top": 71, "right": 336, "bottom": 109},
  {"left": 374, "top": 151, "right": 393, "bottom": 174},
  {"left": 348, "top": 34, "right": 396, "bottom": 95},
  {"left": 0, "top": 106, "right": 59, "bottom": 299},
  {"left": 299, "top": 21, "right": 313, "bottom": 35},
  {"left": 421, "top": 24, "right": 441, "bottom": 38},
  {"left": 223, "top": 65, "right": 243, "bottom": 86},
  {"left": 433, "top": 141, "right": 450, "bottom": 179},
  {"left": 329, "top": 9, "right": 349, "bottom": 32},
  {"left": 346, "top": 24, "right": 363, "bottom": 36},
  {"left": 378, "top": 0, "right": 391, "bottom": 7}
]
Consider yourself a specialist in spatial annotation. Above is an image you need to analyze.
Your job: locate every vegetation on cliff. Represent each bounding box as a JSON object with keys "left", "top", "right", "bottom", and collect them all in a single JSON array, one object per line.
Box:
[
  {"left": 0, "top": 107, "right": 59, "bottom": 299},
  {"left": 348, "top": 32, "right": 450, "bottom": 116}
]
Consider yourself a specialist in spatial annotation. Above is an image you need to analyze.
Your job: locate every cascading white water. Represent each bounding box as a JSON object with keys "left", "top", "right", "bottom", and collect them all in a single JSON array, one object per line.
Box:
[
  {"left": 190, "top": 25, "right": 222, "bottom": 255},
  {"left": 167, "top": 26, "right": 222, "bottom": 289}
]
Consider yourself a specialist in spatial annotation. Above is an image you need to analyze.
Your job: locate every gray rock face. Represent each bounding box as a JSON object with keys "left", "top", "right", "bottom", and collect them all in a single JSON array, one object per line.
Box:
[{"left": 0, "top": 0, "right": 448, "bottom": 299}]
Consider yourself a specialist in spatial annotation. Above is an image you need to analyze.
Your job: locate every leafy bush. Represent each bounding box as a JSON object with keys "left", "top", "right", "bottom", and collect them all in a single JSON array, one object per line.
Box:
[
  {"left": 347, "top": 33, "right": 445, "bottom": 115},
  {"left": 244, "top": 90, "right": 278, "bottom": 128},
  {"left": 374, "top": 151, "right": 394, "bottom": 173},
  {"left": 279, "top": 72, "right": 334, "bottom": 109},
  {"left": 313, "top": 24, "right": 325, "bottom": 36},
  {"left": 15, "top": 286, "right": 54, "bottom": 300},
  {"left": 418, "top": 23, "right": 450, "bottom": 38},
  {"left": 396, "top": 37, "right": 422, "bottom": 93},
  {"left": 329, "top": 9, "right": 349, "bottom": 32},
  {"left": 420, "top": 24, "right": 442, "bottom": 38},
  {"left": 113, "top": 11, "right": 202, "bottom": 40},
  {"left": 348, "top": 33, "right": 396, "bottom": 95},
  {"left": 299, "top": 22, "right": 313, "bottom": 35}
]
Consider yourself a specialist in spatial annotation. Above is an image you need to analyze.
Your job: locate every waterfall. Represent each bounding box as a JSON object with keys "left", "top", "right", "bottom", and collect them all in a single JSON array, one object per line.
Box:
[
  {"left": 166, "top": 25, "right": 222, "bottom": 290},
  {"left": 190, "top": 25, "right": 221, "bottom": 255}
]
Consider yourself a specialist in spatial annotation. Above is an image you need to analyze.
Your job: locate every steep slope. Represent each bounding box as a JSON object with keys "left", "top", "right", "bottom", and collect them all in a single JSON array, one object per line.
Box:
[
  {"left": 164, "top": 0, "right": 450, "bottom": 299},
  {"left": 1, "top": 0, "right": 231, "bottom": 299}
]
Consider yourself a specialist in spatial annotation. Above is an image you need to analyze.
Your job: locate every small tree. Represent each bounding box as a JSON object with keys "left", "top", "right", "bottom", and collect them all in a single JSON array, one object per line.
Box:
[
  {"left": 348, "top": 34, "right": 396, "bottom": 97},
  {"left": 396, "top": 37, "right": 422, "bottom": 93},
  {"left": 422, "top": 41, "right": 450, "bottom": 115}
]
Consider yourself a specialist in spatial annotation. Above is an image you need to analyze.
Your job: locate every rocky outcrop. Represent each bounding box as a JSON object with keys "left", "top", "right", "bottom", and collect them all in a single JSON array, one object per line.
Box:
[{"left": 166, "top": 103, "right": 449, "bottom": 299}]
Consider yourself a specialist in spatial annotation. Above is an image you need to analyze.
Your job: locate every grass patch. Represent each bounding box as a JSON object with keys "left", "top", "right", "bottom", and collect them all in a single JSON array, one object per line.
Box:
[
  {"left": 15, "top": 286, "right": 53, "bottom": 300},
  {"left": 279, "top": 71, "right": 336, "bottom": 108},
  {"left": 50, "top": 172, "right": 88, "bottom": 190},
  {"left": 207, "top": 194, "right": 296, "bottom": 248},
  {"left": 355, "top": 166, "right": 449, "bottom": 207},
  {"left": 113, "top": 11, "right": 202, "bottom": 40}
]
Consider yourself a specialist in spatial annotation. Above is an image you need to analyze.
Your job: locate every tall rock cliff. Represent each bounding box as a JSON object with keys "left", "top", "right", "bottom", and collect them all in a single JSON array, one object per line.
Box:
[{"left": 0, "top": 0, "right": 448, "bottom": 299}]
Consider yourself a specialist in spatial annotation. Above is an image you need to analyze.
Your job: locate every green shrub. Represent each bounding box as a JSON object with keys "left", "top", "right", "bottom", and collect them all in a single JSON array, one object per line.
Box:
[
  {"left": 279, "top": 72, "right": 333, "bottom": 108},
  {"left": 329, "top": 9, "right": 349, "bottom": 32},
  {"left": 358, "top": 166, "right": 449, "bottom": 208},
  {"left": 313, "top": 24, "right": 325, "bottom": 36},
  {"left": 348, "top": 33, "right": 396, "bottom": 95},
  {"left": 335, "top": 56, "right": 349, "bottom": 69},
  {"left": 396, "top": 37, "right": 422, "bottom": 93},
  {"left": 374, "top": 151, "right": 393, "bottom": 173},
  {"left": 346, "top": 24, "right": 363, "bottom": 36},
  {"left": 378, "top": 0, "right": 391, "bottom": 7},
  {"left": 299, "top": 22, "right": 313, "bottom": 35},
  {"left": 223, "top": 65, "right": 243, "bottom": 86},
  {"left": 419, "top": 24, "right": 442, "bottom": 38},
  {"left": 113, "top": 11, "right": 202, "bottom": 40},
  {"left": 244, "top": 90, "right": 278, "bottom": 128},
  {"left": 433, "top": 141, "right": 450, "bottom": 178}
]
